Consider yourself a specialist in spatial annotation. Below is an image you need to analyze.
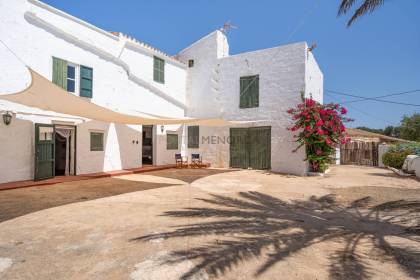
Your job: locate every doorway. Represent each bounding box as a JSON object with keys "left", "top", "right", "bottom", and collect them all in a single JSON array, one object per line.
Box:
[
  {"left": 54, "top": 126, "right": 76, "bottom": 176},
  {"left": 142, "top": 125, "right": 153, "bottom": 165},
  {"left": 34, "top": 124, "right": 76, "bottom": 181},
  {"left": 230, "top": 126, "right": 271, "bottom": 170},
  {"left": 55, "top": 133, "right": 66, "bottom": 175}
]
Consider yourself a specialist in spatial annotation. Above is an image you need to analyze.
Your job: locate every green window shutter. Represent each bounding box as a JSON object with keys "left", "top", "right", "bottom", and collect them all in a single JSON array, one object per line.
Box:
[
  {"left": 166, "top": 133, "right": 178, "bottom": 150},
  {"left": 80, "top": 66, "right": 93, "bottom": 98},
  {"left": 52, "top": 57, "right": 68, "bottom": 90},
  {"left": 153, "top": 56, "right": 165, "bottom": 84},
  {"left": 90, "top": 132, "right": 104, "bottom": 151},
  {"left": 188, "top": 126, "right": 199, "bottom": 148},
  {"left": 240, "top": 75, "right": 259, "bottom": 108}
]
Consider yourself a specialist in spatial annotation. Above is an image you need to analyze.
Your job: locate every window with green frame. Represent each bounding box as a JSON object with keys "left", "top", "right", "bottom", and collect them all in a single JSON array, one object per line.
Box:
[
  {"left": 166, "top": 133, "right": 178, "bottom": 150},
  {"left": 90, "top": 132, "right": 104, "bottom": 151},
  {"left": 52, "top": 57, "right": 93, "bottom": 98},
  {"left": 188, "top": 126, "right": 199, "bottom": 148},
  {"left": 239, "top": 75, "right": 259, "bottom": 108},
  {"left": 153, "top": 56, "right": 165, "bottom": 83}
]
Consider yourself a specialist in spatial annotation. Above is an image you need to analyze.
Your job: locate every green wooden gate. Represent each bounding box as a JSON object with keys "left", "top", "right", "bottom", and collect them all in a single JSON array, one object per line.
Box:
[
  {"left": 230, "top": 128, "right": 249, "bottom": 168},
  {"left": 34, "top": 124, "right": 55, "bottom": 180},
  {"left": 230, "top": 126, "right": 271, "bottom": 169}
]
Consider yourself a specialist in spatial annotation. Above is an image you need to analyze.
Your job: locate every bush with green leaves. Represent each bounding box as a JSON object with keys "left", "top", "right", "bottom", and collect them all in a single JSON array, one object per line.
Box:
[
  {"left": 387, "top": 143, "right": 420, "bottom": 155},
  {"left": 382, "top": 151, "right": 412, "bottom": 169},
  {"left": 382, "top": 143, "right": 420, "bottom": 169}
]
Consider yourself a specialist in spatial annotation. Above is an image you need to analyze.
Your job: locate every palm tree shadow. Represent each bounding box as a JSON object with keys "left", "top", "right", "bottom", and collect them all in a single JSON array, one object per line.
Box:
[{"left": 131, "top": 192, "right": 420, "bottom": 280}]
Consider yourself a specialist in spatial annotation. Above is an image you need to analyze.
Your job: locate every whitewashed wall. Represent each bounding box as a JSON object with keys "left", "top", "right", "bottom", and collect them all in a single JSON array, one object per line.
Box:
[
  {"left": 0, "top": 0, "right": 324, "bottom": 182},
  {"left": 305, "top": 51, "right": 323, "bottom": 103},
  {"left": 0, "top": 0, "right": 187, "bottom": 183},
  {"left": 0, "top": 115, "right": 34, "bottom": 183},
  {"left": 179, "top": 32, "right": 321, "bottom": 175},
  {"left": 178, "top": 31, "right": 229, "bottom": 118}
]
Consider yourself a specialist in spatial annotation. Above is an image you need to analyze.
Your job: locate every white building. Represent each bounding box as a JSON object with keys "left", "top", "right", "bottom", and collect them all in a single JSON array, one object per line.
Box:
[{"left": 0, "top": 0, "right": 323, "bottom": 184}]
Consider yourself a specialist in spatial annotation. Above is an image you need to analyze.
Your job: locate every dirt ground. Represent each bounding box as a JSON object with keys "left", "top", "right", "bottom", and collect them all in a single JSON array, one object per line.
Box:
[
  {"left": 0, "top": 165, "right": 418, "bottom": 280},
  {"left": 0, "top": 169, "right": 233, "bottom": 222}
]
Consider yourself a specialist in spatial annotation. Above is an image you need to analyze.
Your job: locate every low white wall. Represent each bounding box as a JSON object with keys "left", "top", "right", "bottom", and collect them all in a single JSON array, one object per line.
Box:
[{"left": 378, "top": 144, "right": 390, "bottom": 168}]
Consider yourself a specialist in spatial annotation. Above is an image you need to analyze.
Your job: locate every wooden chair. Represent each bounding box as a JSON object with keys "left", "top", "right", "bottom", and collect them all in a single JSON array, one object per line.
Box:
[
  {"left": 191, "top": 153, "right": 202, "bottom": 168},
  {"left": 175, "top": 153, "right": 188, "bottom": 168}
]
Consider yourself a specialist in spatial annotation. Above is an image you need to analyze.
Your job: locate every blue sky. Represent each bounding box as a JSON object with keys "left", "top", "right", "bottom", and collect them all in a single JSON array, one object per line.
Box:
[{"left": 43, "top": 0, "right": 420, "bottom": 128}]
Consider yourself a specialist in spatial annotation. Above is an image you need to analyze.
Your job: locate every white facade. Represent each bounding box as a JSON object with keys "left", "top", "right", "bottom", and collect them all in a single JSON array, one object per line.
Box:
[{"left": 0, "top": 0, "right": 323, "bottom": 183}]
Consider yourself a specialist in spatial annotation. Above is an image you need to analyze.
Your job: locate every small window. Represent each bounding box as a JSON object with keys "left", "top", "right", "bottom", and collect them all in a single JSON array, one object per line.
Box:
[
  {"left": 67, "top": 64, "right": 76, "bottom": 93},
  {"left": 153, "top": 56, "right": 165, "bottom": 84},
  {"left": 240, "top": 75, "right": 259, "bottom": 109},
  {"left": 166, "top": 133, "right": 178, "bottom": 150},
  {"left": 39, "top": 126, "right": 54, "bottom": 141},
  {"left": 188, "top": 126, "right": 199, "bottom": 148},
  {"left": 90, "top": 132, "right": 104, "bottom": 151},
  {"left": 188, "top": 59, "right": 194, "bottom": 68}
]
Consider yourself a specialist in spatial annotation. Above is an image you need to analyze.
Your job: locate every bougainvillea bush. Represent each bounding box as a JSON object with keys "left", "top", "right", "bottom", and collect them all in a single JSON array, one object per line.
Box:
[{"left": 287, "top": 98, "right": 352, "bottom": 173}]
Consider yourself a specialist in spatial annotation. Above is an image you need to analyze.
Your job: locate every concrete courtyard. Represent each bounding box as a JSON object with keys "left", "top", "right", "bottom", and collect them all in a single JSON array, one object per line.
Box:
[{"left": 0, "top": 166, "right": 418, "bottom": 279}]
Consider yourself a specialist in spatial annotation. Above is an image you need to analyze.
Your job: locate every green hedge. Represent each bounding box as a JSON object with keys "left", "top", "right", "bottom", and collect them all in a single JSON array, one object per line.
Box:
[
  {"left": 382, "top": 150, "right": 411, "bottom": 169},
  {"left": 388, "top": 143, "right": 420, "bottom": 155}
]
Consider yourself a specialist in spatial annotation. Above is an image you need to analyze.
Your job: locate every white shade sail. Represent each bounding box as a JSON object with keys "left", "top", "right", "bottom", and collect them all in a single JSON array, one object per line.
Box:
[{"left": 0, "top": 68, "right": 232, "bottom": 126}]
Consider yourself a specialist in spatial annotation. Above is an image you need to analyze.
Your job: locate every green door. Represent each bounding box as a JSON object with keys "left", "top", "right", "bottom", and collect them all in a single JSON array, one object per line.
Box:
[
  {"left": 35, "top": 124, "right": 55, "bottom": 180},
  {"left": 249, "top": 127, "right": 271, "bottom": 169},
  {"left": 230, "top": 128, "right": 249, "bottom": 168},
  {"left": 230, "top": 127, "right": 271, "bottom": 170}
]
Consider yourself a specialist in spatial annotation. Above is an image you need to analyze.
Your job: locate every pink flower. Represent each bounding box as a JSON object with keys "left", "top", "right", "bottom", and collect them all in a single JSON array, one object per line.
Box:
[
  {"left": 315, "top": 149, "right": 322, "bottom": 155},
  {"left": 317, "top": 128, "right": 324, "bottom": 135},
  {"left": 305, "top": 126, "right": 312, "bottom": 132},
  {"left": 325, "top": 138, "right": 332, "bottom": 145},
  {"left": 315, "top": 120, "right": 323, "bottom": 127},
  {"left": 340, "top": 107, "right": 347, "bottom": 114},
  {"left": 305, "top": 99, "right": 316, "bottom": 107}
]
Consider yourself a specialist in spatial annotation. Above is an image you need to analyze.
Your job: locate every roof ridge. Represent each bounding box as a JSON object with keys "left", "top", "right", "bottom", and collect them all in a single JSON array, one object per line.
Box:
[{"left": 113, "top": 32, "right": 183, "bottom": 63}]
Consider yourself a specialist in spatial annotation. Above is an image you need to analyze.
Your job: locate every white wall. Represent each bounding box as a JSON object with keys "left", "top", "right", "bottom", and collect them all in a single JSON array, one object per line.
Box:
[
  {"left": 0, "top": 0, "right": 187, "bottom": 183},
  {"left": 378, "top": 144, "right": 390, "bottom": 168},
  {"left": 305, "top": 50, "right": 323, "bottom": 103},
  {"left": 76, "top": 121, "right": 143, "bottom": 175},
  {"left": 179, "top": 34, "right": 314, "bottom": 175},
  {"left": 177, "top": 31, "right": 229, "bottom": 118},
  {"left": 0, "top": 115, "right": 34, "bottom": 183},
  {"left": 0, "top": 0, "right": 324, "bottom": 181}
]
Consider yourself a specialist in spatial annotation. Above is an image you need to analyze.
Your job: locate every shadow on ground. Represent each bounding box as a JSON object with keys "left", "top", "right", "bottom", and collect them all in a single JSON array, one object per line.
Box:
[
  {"left": 0, "top": 178, "right": 176, "bottom": 222},
  {"left": 0, "top": 168, "right": 235, "bottom": 223},
  {"left": 368, "top": 171, "right": 420, "bottom": 182},
  {"left": 132, "top": 191, "right": 420, "bottom": 280},
  {"left": 146, "top": 168, "right": 236, "bottom": 184}
]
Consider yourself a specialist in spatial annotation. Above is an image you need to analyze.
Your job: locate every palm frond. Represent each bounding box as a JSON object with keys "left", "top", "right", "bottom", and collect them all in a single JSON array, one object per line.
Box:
[
  {"left": 347, "top": 0, "right": 385, "bottom": 26},
  {"left": 338, "top": 0, "right": 358, "bottom": 16}
]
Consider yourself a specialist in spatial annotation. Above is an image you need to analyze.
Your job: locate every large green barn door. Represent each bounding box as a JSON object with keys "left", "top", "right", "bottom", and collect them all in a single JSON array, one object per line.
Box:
[
  {"left": 34, "top": 124, "right": 55, "bottom": 180},
  {"left": 249, "top": 127, "right": 271, "bottom": 169},
  {"left": 230, "top": 128, "right": 249, "bottom": 168},
  {"left": 230, "top": 126, "right": 271, "bottom": 170}
]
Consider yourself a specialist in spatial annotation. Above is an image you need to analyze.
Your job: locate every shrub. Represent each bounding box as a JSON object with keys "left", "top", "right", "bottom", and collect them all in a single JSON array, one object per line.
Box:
[
  {"left": 382, "top": 142, "right": 420, "bottom": 169},
  {"left": 388, "top": 143, "right": 420, "bottom": 155},
  {"left": 382, "top": 151, "right": 411, "bottom": 169},
  {"left": 287, "top": 98, "right": 352, "bottom": 173}
]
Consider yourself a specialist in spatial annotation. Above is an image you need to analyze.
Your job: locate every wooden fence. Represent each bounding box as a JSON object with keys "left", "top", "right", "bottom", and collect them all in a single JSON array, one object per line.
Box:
[{"left": 340, "top": 141, "right": 379, "bottom": 166}]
